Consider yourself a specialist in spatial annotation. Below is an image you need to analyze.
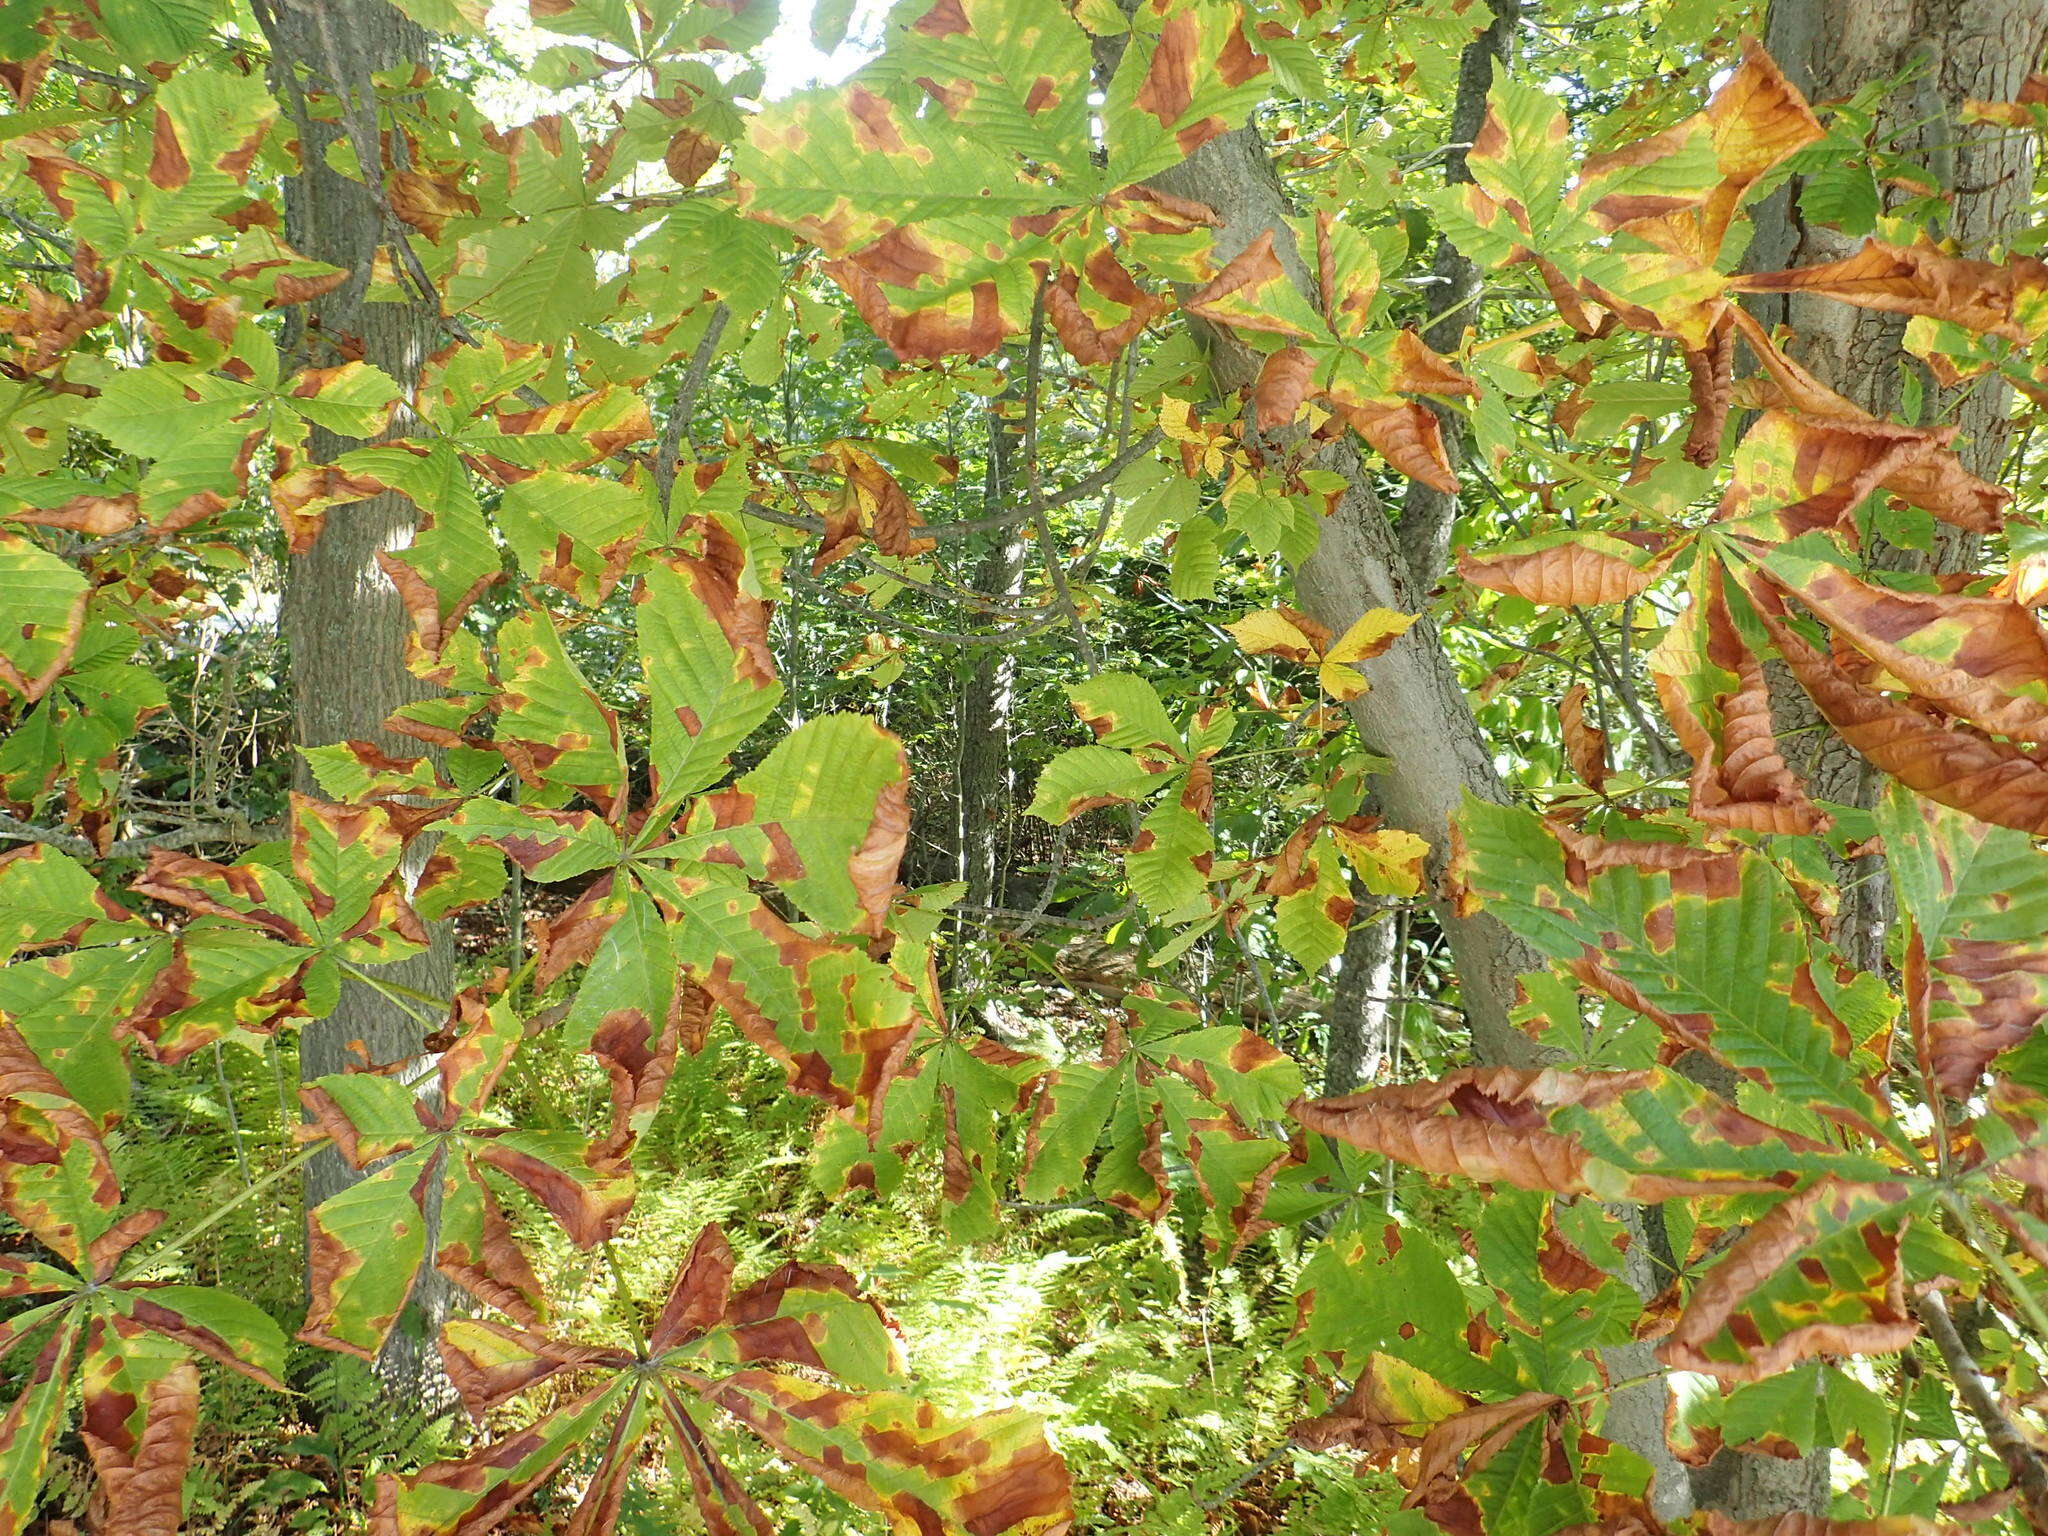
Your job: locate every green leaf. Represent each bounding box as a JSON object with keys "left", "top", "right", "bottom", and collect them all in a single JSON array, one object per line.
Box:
[
  {"left": 637, "top": 553, "right": 783, "bottom": 803},
  {"left": 1026, "top": 745, "right": 1165, "bottom": 824},
  {"left": 676, "top": 713, "right": 907, "bottom": 933},
  {"left": 298, "top": 1159, "right": 431, "bottom": 1362}
]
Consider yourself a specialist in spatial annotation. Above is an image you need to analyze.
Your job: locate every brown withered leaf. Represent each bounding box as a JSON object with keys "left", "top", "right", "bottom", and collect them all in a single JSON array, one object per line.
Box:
[
  {"left": 1659, "top": 1177, "right": 1918, "bottom": 1383},
  {"left": 1388, "top": 328, "right": 1477, "bottom": 396},
  {"left": 1649, "top": 573, "right": 1827, "bottom": 835},
  {"left": 1557, "top": 684, "right": 1610, "bottom": 793},
  {"left": 1735, "top": 237, "right": 2048, "bottom": 343},
  {"left": 1291, "top": 1352, "right": 1468, "bottom": 1464},
  {"left": 6, "top": 492, "right": 138, "bottom": 537},
  {"left": 1778, "top": 563, "right": 2048, "bottom": 744},
  {"left": 1042, "top": 245, "right": 1169, "bottom": 364},
  {"left": 1253, "top": 344, "right": 1316, "bottom": 431},
  {"left": 1292, "top": 1068, "right": 1770, "bottom": 1201},
  {"left": 1183, "top": 230, "right": 1312, "bottom": 338},
  {"left": 1458, "top": 529, "right": 1676, "bottom": 606},
  {"left": 1758, "top": 602, "right": 2048, "bottom": 835},
  {"left": 825, "top": 257, "right": 1008, "bottom": 361},
  {"left": 1726, "top": 306, "right": 2008, "bottom": 532},
  {"left": 1336, "top": 399, "right": 1456, "bottom": 492},
  {"left": 386, "top": 167, "right": 480, "bottom": 241},
  {"left": 1715, "top": 409, "right": 1937, "bottom": 544},
  {"left": 664, "top": 127, "right": 721, "bottom": 189},
  {"left": 82, "top": 1353, "right": 202, "bottom": 1536},
  {"left": 1682, "top": 316, "right": 1735, "bottom": 466},
  {"left": 1697, "top": 38, "right": 1826, "bottom": 248}
]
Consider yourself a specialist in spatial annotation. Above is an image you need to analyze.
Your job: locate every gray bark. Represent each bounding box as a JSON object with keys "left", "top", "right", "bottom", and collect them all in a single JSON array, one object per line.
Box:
[
  {"left": 1753, "top": 0, "right": 2048, "bottom": 973},
  {"left": 1150, "top": 130, "right": 1549, "bottom": 1070},
  {"left": 955, "top": 388, "right": 1028, "bottom": 920},
  {"left": 259, "top": 0, "right": 456, "bottom": 1397},
  {"left": 1321, "top": 894, "right": 1396, "bottom": 1095}
]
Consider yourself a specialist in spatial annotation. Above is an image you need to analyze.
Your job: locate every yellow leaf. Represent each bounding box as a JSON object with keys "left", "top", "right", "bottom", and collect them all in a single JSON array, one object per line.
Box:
[
  {"left": 1332, "top": 824, "right": 1429, "bottom": 897},
  {"left": 1320, "top": 608, "right": 1417, "bottom": 699},
  {"left": 1224, "top": 609, "right": 1319, "bottom": 663}
]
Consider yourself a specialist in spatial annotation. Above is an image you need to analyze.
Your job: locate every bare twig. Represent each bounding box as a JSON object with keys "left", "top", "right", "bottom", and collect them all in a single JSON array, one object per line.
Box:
[
  {"left": 654, "top": 303, "right": 731, "bottom": 513},
  {"left": 1914, "top": 1289, "right": 2048, "bottom": 1531}
]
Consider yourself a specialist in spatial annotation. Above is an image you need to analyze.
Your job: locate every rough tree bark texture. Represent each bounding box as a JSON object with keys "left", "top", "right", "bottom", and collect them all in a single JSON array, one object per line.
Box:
[
  {"left": 955, "top": 388, "right": 1028, "bottom": 924},
  {"left": 1320, "top": 893, "right": 1396, "bottom": 1095},
  {"left": 1150, "top": 131, "right": 1547, "bottom": 1072},
  {"left": 258, "top": 0, "right": 455, "bottom": 1395},
  {"left": 1718, "top": 0, "right": 2048, "bottom": 1513},
  {"left": 1753, "top": 0, "right": 2048, "bottom": 973}
]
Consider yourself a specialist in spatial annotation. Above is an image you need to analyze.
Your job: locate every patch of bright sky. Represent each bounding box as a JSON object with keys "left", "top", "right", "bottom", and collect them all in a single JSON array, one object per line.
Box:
[{"left": 472, "top": 0, "right": 881, "bottom": 127}]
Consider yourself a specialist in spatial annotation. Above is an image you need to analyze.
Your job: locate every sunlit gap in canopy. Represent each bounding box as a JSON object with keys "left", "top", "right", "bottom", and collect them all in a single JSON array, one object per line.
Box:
[{"left": 758, "top": 0, "right": 888, "bottom": 98}]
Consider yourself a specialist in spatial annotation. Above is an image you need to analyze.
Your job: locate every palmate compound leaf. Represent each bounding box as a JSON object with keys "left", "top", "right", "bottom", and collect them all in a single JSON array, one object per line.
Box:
[
  {"left": 125, "top": 795, "right": 430, "bottom": 1061},
  {"left": 373, "top": 1223, "right": 1072, "bottom": 1536},
  {"left": 1877, "top": 783, "right": 2048, "bottom": 1099},
  {"left": 1020, "top": 992, "right": 1303, "bottom": 1251},
  {"left": 1448, "top": 799, "right": 1892, "bottom": 1139},
  {"left": 734, "top": 0, "right": 1265, "bottom": 360},
  {"left": 0, "top": 1194, "right": 287, "bottom": 1536},
  {"left": 297, "top": 990, "right": 632, "bottom": 1360}
]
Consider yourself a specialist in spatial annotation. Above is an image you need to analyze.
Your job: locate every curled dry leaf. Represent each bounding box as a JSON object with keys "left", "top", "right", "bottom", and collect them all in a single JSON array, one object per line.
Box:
[
  {"left": 1682, "top": 317, "right": 1735, "bottom": 467},
  {"left": 1725, "top": 306, "right": 2008, "bottom": 532},
  {"left": 1776, "top": 561, "right": 2048, "bottom": 743},
  {"left": 1292, "top": 1067, "right": 1781, "bottom": 1202},
  {"left": 1557, "top": 684, "right": 1610, "bottom": 793},
  {"left": 1735, "top": 237, "right": 2048, "bottom": 344},
  {"left": 82, "top": 1356, "right": 202, "bottom": 1536},
  {"left": 1253, "top": 344, "right": 1316, "bottom": 431},
  {"left": 1459, "top": 529, "right": 1677, "bottom": 607},
  {"left": 1758, "top": 603, "right": 2048, "bottom": 836},
  {"left": 1335, "top": 399, "right": 1456, "bottom": 493},
  {"left": 1648, "top": 572, "right": 1826, "bottom": 835}
]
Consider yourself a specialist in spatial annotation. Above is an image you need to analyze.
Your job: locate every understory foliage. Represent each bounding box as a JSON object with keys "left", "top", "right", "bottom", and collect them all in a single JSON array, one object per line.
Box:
[{"left": 9, "top": 0, "right": 2048, "bottom": 1533}]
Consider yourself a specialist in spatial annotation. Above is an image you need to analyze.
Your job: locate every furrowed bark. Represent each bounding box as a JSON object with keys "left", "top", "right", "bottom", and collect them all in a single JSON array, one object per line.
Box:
[
  {"left": 954, "top": 380, "right": 1029, "bottom": 934},
  {"left": 1753, "top": 0, "right": 2048, "bottom": 974},
  {"left": 257, "top": 0, "right": 455, "bottom": 1401},
  {"left": 1150, "top": 131, "right": 1547, "bottom": 1071}
]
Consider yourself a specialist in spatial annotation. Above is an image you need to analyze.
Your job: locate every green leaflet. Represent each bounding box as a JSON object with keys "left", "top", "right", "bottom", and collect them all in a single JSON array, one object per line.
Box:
[
  {"left": 674, "top": 713, "right": 908, "bottom": 933},
  {"left": 636, "top": 551, "right": 783, "bottom": 803},
  {"left": 1878, "top": 783, "right": 2048, "bottom": 1096},
  {"left": 1026, "top": 744, "right": 1168, "bottom": 824},
  {"left": 1453, "top": 796, "right": 1890, "bottom": 1135}
]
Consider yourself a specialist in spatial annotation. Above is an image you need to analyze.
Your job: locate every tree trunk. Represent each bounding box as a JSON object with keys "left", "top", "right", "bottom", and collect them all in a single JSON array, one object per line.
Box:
[
  {"left": 258, "top": 0, "right": 456, "bottom": 1398},
  {"left": 1752, "top": 0, "right": 2048, "bottom": 972},
  {"left": 1321, "top": 894, "right": 1396, "bottom": 1096},
  {"left": 956, "top": 388, "right": 1028, "bottom": 923},
  {"left": 1150, "top": 132, "right": 1549, "bottom": 1070}
]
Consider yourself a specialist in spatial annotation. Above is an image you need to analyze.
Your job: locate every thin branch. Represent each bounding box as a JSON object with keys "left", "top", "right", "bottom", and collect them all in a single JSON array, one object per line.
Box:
[
  {"left": 0, "top": 812, "right": 275, "bottom": 860},
  {"left": 1914, "top": 1289, "right": 2048, "bottom": 1531},
  {"left": 654, "top": 303, "right": 731, "bottom": 514}
]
